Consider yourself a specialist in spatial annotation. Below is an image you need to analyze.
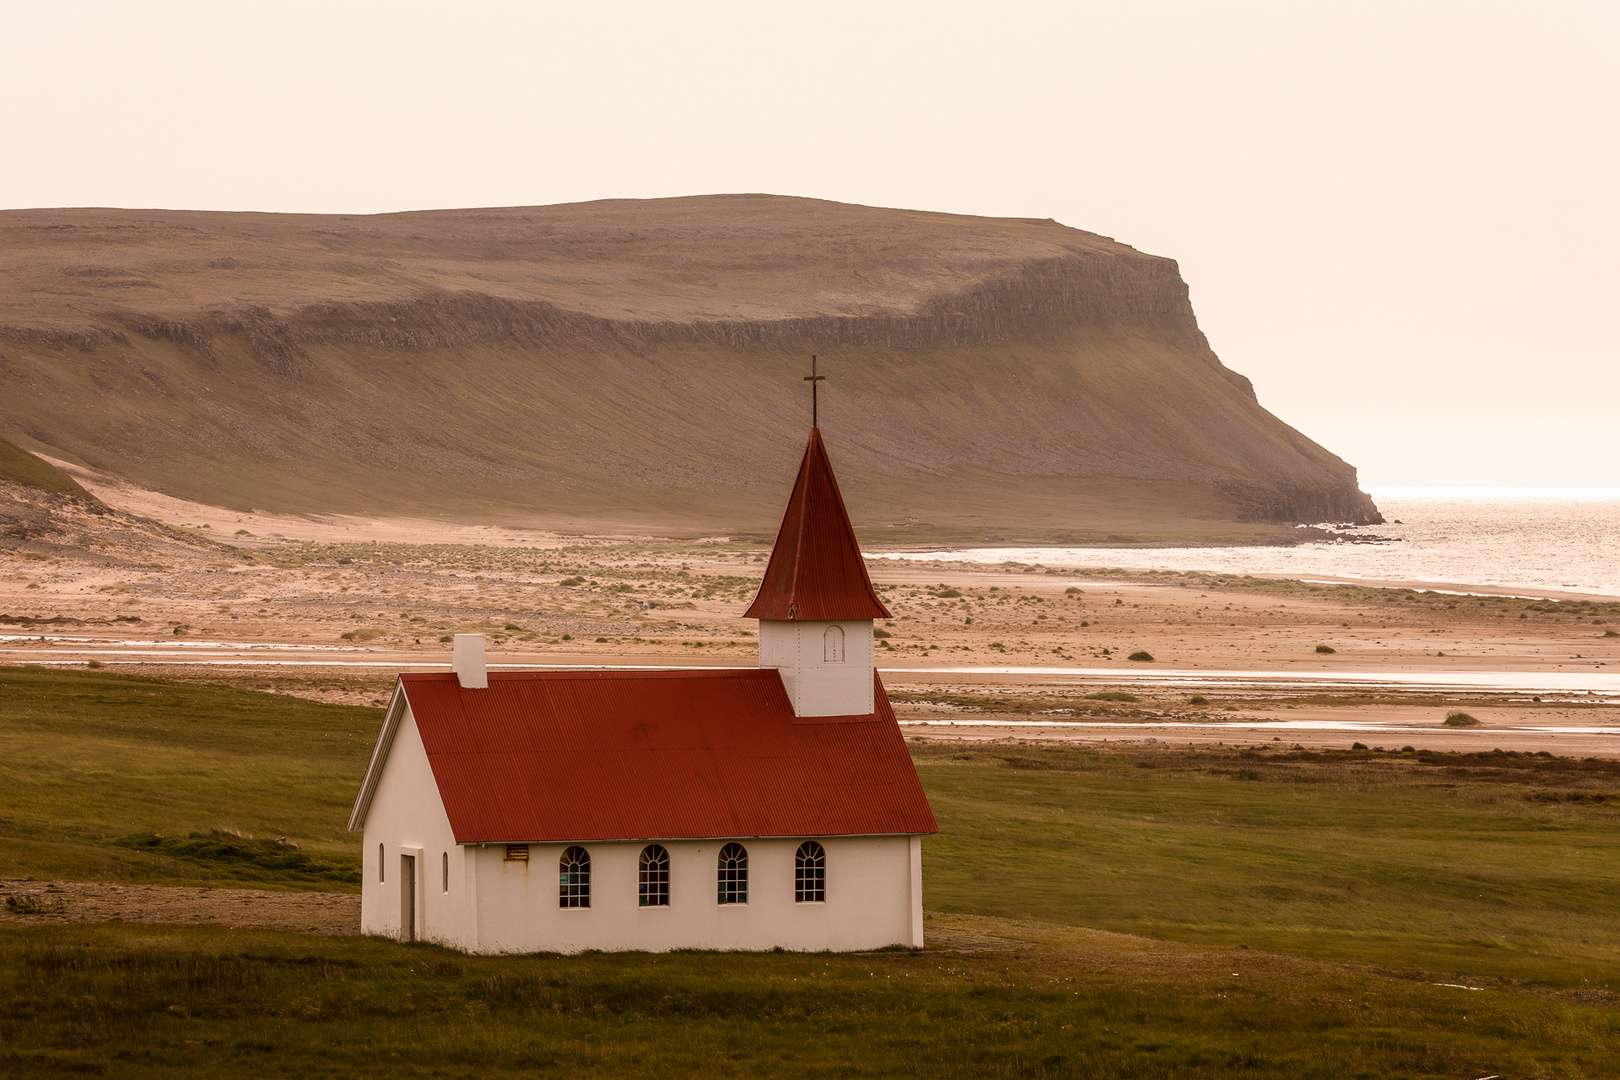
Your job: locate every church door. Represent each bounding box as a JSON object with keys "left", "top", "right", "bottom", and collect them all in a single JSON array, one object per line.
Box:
[{"left": 400, "top": 854, "right": 417, "bottom": 941}]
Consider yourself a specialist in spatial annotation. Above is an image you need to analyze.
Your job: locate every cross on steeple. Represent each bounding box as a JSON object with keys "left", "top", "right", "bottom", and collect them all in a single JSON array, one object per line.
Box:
[{"left": 804, "top": 355, "right": 826, "bottom": 429}]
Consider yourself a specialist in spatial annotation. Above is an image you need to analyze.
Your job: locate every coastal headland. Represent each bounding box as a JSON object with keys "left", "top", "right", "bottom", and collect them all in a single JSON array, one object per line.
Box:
[{"left": 0, "top": 197, "right": 1378, "bottom": 544}]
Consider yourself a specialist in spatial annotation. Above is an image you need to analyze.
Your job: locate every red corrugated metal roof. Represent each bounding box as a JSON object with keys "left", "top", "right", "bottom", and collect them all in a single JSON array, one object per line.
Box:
[
  {"left": 397, "top": 668, "right": 936, "bottom": 843},
  {"left": 743, "top": 428, "right": 891, "bottom": 621}
]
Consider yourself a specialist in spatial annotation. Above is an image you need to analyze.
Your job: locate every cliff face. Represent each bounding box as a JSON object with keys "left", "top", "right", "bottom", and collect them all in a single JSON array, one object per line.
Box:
[{"left": 0, "top": 196, "right": 1380, "bottom": 539}]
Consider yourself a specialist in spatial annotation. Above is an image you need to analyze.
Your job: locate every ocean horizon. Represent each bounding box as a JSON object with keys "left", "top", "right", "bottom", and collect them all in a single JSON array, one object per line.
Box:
[{"left": 875, "top": 489, "right": 1620, "bottom": 599}]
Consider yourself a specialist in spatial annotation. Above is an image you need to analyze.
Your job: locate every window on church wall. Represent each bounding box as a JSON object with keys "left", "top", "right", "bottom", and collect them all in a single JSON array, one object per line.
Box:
[
  {"left": 639, "top": 844, "right": 670, "bottom": 907},
  {"left": 378, "top": 843, "right": 384, "bottom": 883},
  {"left": 823, "top": 624, "right": 845, "bottom": 663},
  {"left": 795, "top": 841, "right": 826, "bottom": 902},
  {"left": 559, "top": 846, "right": 591, "bottom": 908},
  {"left": 442, "top": 851, "right": 449, "bottom": 893},
  {"left": 717, "top": 843, "right": 748, "bottom": 904}
]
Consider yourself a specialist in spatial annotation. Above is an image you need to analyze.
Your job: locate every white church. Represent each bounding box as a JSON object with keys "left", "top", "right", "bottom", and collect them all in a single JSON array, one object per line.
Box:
[{"left": 347, "top": 426, "right": 937, "bottom": 953}]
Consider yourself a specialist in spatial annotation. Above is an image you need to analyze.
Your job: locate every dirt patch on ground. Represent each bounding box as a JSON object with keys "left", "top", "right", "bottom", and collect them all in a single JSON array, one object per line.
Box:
[{"left": 0, "top": 879, "right": 358, "bottom": 935}]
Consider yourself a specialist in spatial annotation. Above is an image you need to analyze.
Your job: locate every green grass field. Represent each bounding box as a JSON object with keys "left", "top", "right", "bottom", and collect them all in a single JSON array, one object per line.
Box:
[
  {"left": 2, "top": 665, "right": 1618, "bottom": 1077},
  {"left": 918, "top": 743, "right": 1620, "bottom": 988},
  {"left": 4, "top": 920, "right": 1614, "bottom": 1079},
  {"left": 0, "top": 665, "right": 376, "bottom": 885}
]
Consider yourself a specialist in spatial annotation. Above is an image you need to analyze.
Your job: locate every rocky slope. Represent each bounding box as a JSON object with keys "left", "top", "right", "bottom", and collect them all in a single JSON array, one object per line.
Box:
[{"left": 0, "top": 196, "right": 1379, "bottom": 541}]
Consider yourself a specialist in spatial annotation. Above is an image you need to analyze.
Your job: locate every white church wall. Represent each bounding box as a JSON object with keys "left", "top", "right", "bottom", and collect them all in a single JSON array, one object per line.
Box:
[
  {"left": 467, "top": 834, "right": 918, "bottom": 954},
  {"left": 758, "top": 620, "right": 875, "bottom": 717},
  {"left": 359, "top": 702, "right": 474, "bottom": 948}
]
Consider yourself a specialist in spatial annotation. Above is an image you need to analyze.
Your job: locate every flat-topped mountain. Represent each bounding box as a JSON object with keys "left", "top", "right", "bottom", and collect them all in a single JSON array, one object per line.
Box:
[{"left": 0, "top": 196, "right": 1379, "bottom": 541}]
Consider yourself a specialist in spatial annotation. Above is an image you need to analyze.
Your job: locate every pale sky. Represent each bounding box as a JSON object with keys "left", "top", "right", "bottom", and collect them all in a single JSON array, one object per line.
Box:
[{"left": 4, "top": 1, "right": 1615, "bottom": 487}]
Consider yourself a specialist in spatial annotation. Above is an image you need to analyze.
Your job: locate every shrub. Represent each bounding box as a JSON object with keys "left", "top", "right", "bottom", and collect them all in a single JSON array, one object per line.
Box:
[
  {"left": 1352, "top": 742, "right": 1368, "bottom": 750},
  {"left": 504, "top": 623, "right": 523, "bottom": 631},
  {"left": 1605, "top": 630, "right": 1620, "bottom": 638},
  {"left": 1315, "top": 645, "right": 1336, "bottom": 654},
  {"left": 1128, "top": 651, "right": 1154, "bottom": 662},
  {"left": 559, "top": 576, "right": 586, "bottom": 587},
  {"left": 1085, "top": 691, "right": 1139, "bottom": 703},
  {"left": 1444, "top": 711, "right": 1481, "bottom": 727},
  {"left": 873, "top": 629, "right": 892, "bottom": 639},
  {"left": 5, "top": 894, "right": 57, "bottom": 914},
  {"left": 560, "top": 633, "right": 572, "bottom": 641},
  {"left": 595, "top": 637, "right": 608, "bottom": 643},
  {"left": 1189, "top": 695, "right": 1209, "bottom": 705},
  {"left": 438, "top": 634, "right": 453, "bottom": 643},
  {"left": 1064, "top": 587, "right": 1082, "bottom": 595},
  {"left": 86, "top": 659, "right": 103, "bottom": 669},
  {"left": 935, "top": 588, "right": 962, "bottom": 598},
  {"left": 112, "top": 830, "right": 359, "bottom": 885}
]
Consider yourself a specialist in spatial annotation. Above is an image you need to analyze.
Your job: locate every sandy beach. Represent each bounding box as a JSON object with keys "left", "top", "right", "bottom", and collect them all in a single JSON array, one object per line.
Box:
[{"left": 4, "top": 474, "right": 1615, "bottom": 759}]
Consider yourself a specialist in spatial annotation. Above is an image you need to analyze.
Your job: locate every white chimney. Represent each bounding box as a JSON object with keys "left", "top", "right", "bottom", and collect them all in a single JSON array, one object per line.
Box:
[{"left": 451, "top": 633, "right": 488, "bottom": 689}]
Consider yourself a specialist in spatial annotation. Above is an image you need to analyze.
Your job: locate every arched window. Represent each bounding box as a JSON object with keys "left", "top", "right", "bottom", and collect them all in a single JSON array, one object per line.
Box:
[
  {"left": 559, "top": 846, "right": 591, "bottom": 908},
  {"left": 378, "top": 842, "right": 385, "bottom": 883},
  {"left": 442, "top": 851, "right": 449, "bottom": 893},
  {"left": 795, "top": 841, "right": 826, "bottom": 903},
  {"left": 639, "top": 844, "right": 670, "bottom": 907},
  {"left": 717, "top": 843, "right": 748, "bottom": 904},
  {"left": 824, "top": 624, "right": 845, "bottom": 663}
]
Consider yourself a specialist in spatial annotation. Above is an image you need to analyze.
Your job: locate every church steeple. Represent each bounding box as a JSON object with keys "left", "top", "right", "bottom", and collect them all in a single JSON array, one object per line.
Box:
[
  {"left": 744, "top": 428, "right": 891, "bottom": 622},
  {"left": 749, "top": 427, "right": 887, "bottom": 717}
]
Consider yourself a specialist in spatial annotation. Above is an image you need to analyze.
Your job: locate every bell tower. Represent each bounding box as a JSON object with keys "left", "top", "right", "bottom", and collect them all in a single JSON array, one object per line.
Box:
[{"left": 745, "top": 426, "right": 890, "bottom": 717}]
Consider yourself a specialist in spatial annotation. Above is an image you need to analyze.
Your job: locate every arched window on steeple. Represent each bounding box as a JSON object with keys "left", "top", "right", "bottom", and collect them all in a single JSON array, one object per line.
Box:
[{"left": 824, "top": 624, "right": 845, "bottom": 663}]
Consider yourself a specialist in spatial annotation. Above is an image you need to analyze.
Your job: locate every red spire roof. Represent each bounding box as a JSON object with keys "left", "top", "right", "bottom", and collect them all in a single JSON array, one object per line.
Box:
[{"left": 745, "top": 428, "right": 891, "bottom": 622}]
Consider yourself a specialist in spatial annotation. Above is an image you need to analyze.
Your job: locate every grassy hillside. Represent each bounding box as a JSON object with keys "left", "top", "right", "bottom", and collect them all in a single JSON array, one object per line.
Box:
[
  {"left": 0, "top": 436, "right": 85, "bottom": 495},
  {"left": 0, "top": 198, "right": 1379, "bottom": 540}
]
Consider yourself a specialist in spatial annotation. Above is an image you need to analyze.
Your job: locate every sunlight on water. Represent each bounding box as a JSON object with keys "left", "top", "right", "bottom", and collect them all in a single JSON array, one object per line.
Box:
[{"left": 875, "top": 492, "right": 1620, "bottom": 598}]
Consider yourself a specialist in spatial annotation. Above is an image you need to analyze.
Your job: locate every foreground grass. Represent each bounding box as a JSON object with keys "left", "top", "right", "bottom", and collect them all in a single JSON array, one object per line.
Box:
[
  {"left": 0, "top": 665, "right": 377, "bottom": 885},
  {"left": 4, "top": 666, "right": 1620, "bottom": 1073},
  {"left": 3, "top": 918, "right": 1616, "bottom": 1079},
  {"left": 917, "top": 743, "right": 1620, "bottom": 989}
]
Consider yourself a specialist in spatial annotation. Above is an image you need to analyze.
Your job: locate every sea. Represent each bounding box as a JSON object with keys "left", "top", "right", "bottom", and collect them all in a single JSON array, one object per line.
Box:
[{"left": 874, "top": 488, "right": 1620, "bottom": 599}]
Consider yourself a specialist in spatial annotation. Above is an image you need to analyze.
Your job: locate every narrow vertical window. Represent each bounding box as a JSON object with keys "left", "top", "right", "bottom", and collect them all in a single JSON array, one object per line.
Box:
[
  {"left": 442, "top": 851, "right": 449, "bottom": 893},
  {"left": 559, "top": 846, "right": 591, "bottom": 908},
  {"left": 378, "top": 842, "right": 385, "bottom": 883},
  {"left": 824, "top": 624, "right": 845, "bottom": 663},
  {"left": 639, "top": 844, "right": 670, "bottom": 907},
  {"left": 795, "top": 841, "right": 826, "bottom": 903},
  {"left": 717, "top": 843, "right": 748, "bottom": 904}
]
